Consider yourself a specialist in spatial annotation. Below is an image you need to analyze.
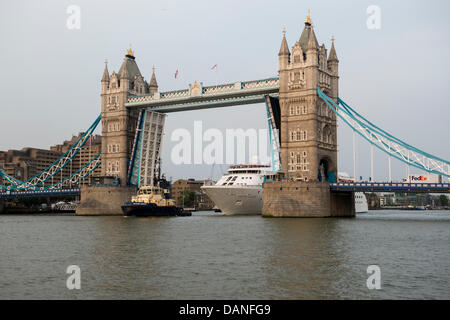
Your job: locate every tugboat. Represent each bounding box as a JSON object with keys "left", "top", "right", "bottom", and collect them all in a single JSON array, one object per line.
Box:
[{"left": 122, "top": 180, "right": 188, "bottom": 217}]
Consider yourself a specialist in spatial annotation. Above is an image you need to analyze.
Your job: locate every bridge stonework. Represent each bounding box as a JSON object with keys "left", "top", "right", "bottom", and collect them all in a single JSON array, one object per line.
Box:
[
  {"left": 263, "top": 14, "right": 353, "bottom": 217},
  {"left": 262, "top": 181, "right": 354, "bottom": 217},
  {"left": 76, "top": 185, "right": 137, "bottom": 215},
  {"left": 100, "top": 47, "right": 157, "bottom": 186},
  {"left": 278, "top": 18, "right": 339, "bottom": 182}
]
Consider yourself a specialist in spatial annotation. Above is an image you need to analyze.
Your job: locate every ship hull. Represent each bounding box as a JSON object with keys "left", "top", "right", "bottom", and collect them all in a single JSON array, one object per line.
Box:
[
  {"left": 121, "top": 202, "right": 187, "bottom": 217},
  {"left": 201, "top": 185, "right": 263, "bottom": 215}
]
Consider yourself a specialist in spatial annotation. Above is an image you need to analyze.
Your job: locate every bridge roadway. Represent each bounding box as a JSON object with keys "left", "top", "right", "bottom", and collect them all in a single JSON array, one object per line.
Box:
[
  {"left": 1, "top": 182, "right": 449, "bottom": 199},
  {"left": 330, "top": 182, "right": 450, "bottom": 193},
  {"left": 0, "top": 188, "right": 80, "bottom": 199}
]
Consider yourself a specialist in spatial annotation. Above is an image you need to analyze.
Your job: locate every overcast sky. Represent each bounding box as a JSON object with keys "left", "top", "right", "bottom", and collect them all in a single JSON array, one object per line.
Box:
[{"left": 0, "top": 0, "right": 449, "bottom": 181}]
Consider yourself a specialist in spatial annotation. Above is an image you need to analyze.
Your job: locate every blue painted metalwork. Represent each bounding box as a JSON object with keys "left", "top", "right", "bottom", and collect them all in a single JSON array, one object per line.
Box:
[
  {"left": 44, "top": 152, "right": 102, "bottom": 190},
  {"left": 0, "top": 188, "right": 81, "bottom": 199},
  {"left": 0, "top": 115, "right": 101, "bottom": 191},
  {"left": 127, "top": 109, "right": 145, "bottom": 186},
  {"left": 330, "top": 182, "right": 450, "bottom": 193},
  {"left": 264, "top": 96, "right": 281, "bottom": 172},
  {"left": 317, "top": 89, "right": 450, "bottom": 178}
]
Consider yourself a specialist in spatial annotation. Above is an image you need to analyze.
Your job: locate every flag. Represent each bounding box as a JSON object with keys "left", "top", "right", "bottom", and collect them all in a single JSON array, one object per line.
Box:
[
  {"left": 174, "top": 69, "right": 179, "bottom": 79},
  {"left": 211, "top": 64, "right": 217, "bottom": 70}
]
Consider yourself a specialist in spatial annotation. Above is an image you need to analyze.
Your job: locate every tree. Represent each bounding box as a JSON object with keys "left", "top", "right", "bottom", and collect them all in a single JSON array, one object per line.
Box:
[
  {"left": 439, "top": 195, "right": 449, "bottom": 207},
  {"left": 182, "top": 190, "right": 196, "bottom": 207}
]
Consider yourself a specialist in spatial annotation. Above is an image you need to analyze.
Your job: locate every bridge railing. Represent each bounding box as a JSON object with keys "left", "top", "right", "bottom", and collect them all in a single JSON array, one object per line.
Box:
[
  {"left": 0, "top": 188, "right": 81, "bottom": 199},
  {"left": 126, "top": 77, "right": 280, "bottom": 106}
]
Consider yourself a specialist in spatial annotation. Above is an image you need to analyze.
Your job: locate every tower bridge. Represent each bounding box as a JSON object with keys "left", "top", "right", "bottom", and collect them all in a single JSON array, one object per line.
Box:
[{"left": 1, "top": 11, "right": 449, "bottom": 216}]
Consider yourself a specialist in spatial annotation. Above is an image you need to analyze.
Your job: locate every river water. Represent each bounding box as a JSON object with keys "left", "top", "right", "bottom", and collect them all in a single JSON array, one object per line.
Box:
[{"left": 0, "top": 210, "right": 449, "bottom": 300}]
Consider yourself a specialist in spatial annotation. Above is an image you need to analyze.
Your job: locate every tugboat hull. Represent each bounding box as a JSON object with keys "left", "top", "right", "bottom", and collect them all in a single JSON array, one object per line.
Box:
[{"left": 121, "top": 202, "right": 187, "bottom": 217}]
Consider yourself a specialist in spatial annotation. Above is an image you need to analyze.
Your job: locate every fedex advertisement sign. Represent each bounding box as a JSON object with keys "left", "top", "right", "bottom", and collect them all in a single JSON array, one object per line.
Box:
[
  {"left": 410, "top": 175, "right": 427, "bottom": 182},
  {"left": 407, "top": 174, "right": 441, "bottom": 183}
]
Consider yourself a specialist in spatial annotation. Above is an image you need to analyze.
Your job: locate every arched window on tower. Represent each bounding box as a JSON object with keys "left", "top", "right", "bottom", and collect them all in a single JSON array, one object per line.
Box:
[{"left": 323, "top": 125, "right": 331, "bottom": 143}]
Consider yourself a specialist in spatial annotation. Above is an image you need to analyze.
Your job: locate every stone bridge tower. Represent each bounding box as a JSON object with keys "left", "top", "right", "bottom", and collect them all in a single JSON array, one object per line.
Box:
[
  {"left": 100, "top": 46, "right": 158, "bottom": 185},
  {"left": 278, "top": 11, "right": 339, "bottom": 182}
]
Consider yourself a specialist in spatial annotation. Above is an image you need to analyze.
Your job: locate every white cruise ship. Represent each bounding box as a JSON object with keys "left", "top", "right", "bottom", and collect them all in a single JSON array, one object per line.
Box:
[
  {"left": 202, "top": 166, "right": 369, "bottom": 215},
  {"left": 201, "top": 164, "right": 273, "bottom": 215},
  {"left": 337, "top": 172, "right": 368, "bottom": 213}
]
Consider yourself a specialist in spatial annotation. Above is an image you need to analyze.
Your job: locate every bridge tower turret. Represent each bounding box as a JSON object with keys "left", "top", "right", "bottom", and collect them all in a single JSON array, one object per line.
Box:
[
  {"left": 278, "top": 28, "right": 290, "bottom": 92},
  {"left": 149, "top": 66, "right": 158, "bottom": 94},
  {"left": 278, "top": 11, "right": 338, "bottom": 182},
  {"left": 101, "top": 60, "right": 110, "bottom": 92},
  {"left": 327, "top": 37, "right": 339, "bottom": 101}
]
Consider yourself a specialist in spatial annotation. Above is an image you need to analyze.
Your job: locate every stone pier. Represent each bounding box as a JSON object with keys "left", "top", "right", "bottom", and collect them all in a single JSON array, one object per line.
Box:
[
  {"left": 262, "top": 181, "right": 355, "bottom": 217},
  {"left": 76, "top": 185, "right": 137, "bottom": 215}
]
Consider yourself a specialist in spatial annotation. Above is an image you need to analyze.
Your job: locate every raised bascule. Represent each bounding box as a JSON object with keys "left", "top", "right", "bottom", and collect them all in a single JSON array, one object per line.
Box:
[{"left": 1, "top": 11, "right": 449, "bottom": 215}]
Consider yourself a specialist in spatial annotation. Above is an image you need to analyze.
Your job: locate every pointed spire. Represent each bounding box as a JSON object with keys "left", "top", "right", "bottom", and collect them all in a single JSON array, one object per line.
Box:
[
  {"left": 101, "top": 59, "right": 109, "bottom": 82},
  {"left": 120, "top": 60, "right": 129, "bottom": 80},
  {"left": 307, "top": 25, "right": 318, "bottom": 50},
  {"left": 328, "top": 35, "right": 339, "bottom": 62},
  {"left": 278, "top": 28, "right": 290, "bottom": 56},
  {"left": 305, "top": 8, "right": 312, "bottom": 25},
  {"left": 150, "top": 66, "right": 158, "bottom": 88},
  {"left": 126, "top": 44, "right": 135, "bottom": 58}
]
